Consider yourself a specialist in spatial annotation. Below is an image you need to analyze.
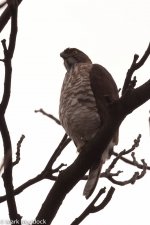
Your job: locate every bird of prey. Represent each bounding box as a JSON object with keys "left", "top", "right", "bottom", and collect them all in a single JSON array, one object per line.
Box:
[{"left": 59, "top": 48, "right": 119, "bottom": 199}]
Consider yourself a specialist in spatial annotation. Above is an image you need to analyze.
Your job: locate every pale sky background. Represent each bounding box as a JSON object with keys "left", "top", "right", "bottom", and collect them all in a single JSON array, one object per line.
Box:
[{"left": 0, "top": 0, "right": 150, "bottom": 224}]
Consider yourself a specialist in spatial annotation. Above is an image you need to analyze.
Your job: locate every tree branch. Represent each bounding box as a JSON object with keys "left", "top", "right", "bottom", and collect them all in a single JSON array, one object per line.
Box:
[
  {"left": 112, "top": 151, "right": 150, "bottom": 170},
  {"left": 122, "top": 43, "right": 150, "bottom": 95},
  {"left": 71, "top": 187, "right": 115, "bottom": 225},
  {"left": 35, "top": 108, "right": 61, "bottom": 125},
  {"left": 0, "top": 0, "right": 22, "bottom": 33},
  {"left": 0, "top": 3, "right": 21, "bottom": 224},
  {"left": 0, "top": 134, "right": 70, "bottom": 203},
  {"left": 13, "top": 134, "right": 25, "bottom": 166}
]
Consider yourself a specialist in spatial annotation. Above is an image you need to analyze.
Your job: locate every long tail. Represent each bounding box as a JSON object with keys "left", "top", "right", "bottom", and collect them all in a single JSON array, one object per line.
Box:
[
  {"left": 83, "top": 138, "right": 117, "bottom": 199},
  {"left": 83, "top": 161, "right": 103, "bottom": 199}
]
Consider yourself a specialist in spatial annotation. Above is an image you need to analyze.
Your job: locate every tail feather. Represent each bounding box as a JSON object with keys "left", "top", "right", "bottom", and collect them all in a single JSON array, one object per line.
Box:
[
  {"left": 83, "top": 162, "right": 102, "bottom": 199},
  {"left": 83, "top": 137, "right": 118, "bottom": 199}
]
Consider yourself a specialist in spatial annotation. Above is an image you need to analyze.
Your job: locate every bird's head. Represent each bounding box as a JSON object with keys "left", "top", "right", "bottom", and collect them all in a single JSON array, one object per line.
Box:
[{"left": 60, "top": 48, "right": 92, "bottom": 71}]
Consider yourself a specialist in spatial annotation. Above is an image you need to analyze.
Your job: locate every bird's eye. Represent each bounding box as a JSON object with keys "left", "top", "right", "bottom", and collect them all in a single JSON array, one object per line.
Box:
[{"left": 73, "top": 50, "right": 78, "bottom": 54}]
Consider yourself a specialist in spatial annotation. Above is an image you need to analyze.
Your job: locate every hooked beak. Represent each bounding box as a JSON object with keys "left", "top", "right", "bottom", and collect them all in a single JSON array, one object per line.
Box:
[
  {"left": 60, "top": 48, "right": 70, "bottom": 59},
  {"left": 60, "top": 51, "right": 67, "bottom": 59}
]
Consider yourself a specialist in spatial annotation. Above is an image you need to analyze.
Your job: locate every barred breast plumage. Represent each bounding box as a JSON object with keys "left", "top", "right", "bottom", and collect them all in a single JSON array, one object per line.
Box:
[{"left": 59, "top": 63, "right": 101, "bottom": 151}]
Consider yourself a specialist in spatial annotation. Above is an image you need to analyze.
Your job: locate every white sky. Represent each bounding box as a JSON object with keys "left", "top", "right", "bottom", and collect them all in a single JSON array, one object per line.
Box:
[{"left": 0, "top": 0, "right": 150, "bottom": 224}]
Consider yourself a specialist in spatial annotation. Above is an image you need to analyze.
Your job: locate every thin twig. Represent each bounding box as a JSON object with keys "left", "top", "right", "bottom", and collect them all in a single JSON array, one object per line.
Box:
[
  {"left": 103, "top": 134, "right": 148, "bottom": 186},
  {"left": 35, "top": 108, "right": 61, "bottom": 125},
  {"left": 13, "top": 134, "right": 25, "bottom": 166},
  {"left": 123, "top": 134, "right": 141, "bottom": 155},
  {"left": 44, "top": 133, "right": 71, "bottom": 172},
  {"left": 107, "top": 158, "right": 147, "bottom": 186},
  {"left": 112, "top": 151, "right": 150, "bottom": 170},
  {"left": 107, "top": 172, "right": 140, "bottom": 186},
  {"left": 111, "top": 134, "right": 150, "bottom": 171},
  {"left": 106, "top": 155, "right": 147, "bottom": 186}
]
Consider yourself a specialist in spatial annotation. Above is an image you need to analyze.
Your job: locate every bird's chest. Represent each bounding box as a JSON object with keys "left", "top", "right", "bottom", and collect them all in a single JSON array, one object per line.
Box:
[{"left": 59, "top": 64, "right": 100, "bottom": 146}]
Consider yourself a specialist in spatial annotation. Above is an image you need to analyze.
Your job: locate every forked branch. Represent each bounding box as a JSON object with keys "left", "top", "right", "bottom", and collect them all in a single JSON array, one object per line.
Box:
[
  {"left": 71, "top": 187, "right": 115, "bottom": 225},
  {"left": 122, "top": 43, "right": 150, "bottom": 95}
]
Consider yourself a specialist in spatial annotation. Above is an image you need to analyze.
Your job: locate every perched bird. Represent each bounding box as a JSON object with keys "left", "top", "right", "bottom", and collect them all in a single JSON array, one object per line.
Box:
[{"left": 59, "top": 48, "right": 119, "bottom": 199}]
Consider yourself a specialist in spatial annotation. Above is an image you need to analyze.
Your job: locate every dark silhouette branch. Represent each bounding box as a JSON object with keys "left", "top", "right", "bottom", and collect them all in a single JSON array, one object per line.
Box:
[
  {"left": 0, "top": 133, "right": 145, "bottom": 203},
  {"left": 0, "top": 1, "right": 7, "bottom": 9},
  {"left": 0, "top": 3, "right": 21, "bottom": 224},
  {"left": 107, "top": 134, "right": 141, "bottom": 174},
  {"left": 112, "top": 151, "right": 150, "bottom": 170},
  {"left": 71, "top": 187, "right": 115, "bottom": 225},
  {"left": 35, "top": 108, "right": 61, "bottom": 125},
  {"left": 106, "top": 152, "right": 147, "bottom": 186},
  {"left": 122, "top": 43, "right": 150, "bottom": 95},
  {"left": 0, "top": 134, "right": 70, "bottom": 203},
  {"left": 43, "top": 133, "right": 71, "bottom": 172},
  {"left": 13, "top": 134, "right": 25, "bottom": 166},
  {"left": 0, "top": 0, "right": 22, "bottom": 33},
  {"left": 103, "top": 134, "right": 147, "bottom": 185},
  {"left": 107, "top": 159, "right": 147, "bottom": 186}
]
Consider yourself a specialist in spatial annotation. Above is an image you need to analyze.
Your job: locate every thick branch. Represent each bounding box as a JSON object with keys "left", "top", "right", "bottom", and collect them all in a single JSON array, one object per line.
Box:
[
  {"left": 120, "top": 79, "right": 150, "bottom": 115},
  {"left": 0, "top": 0, "right": 22, "bottom": 33},
  {"left": 33, "top": 74, "right": 150, "bottom": 224}
]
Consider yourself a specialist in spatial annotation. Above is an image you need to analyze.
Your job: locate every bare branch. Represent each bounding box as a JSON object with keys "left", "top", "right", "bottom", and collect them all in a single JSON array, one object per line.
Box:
[
  {"left": 107, "top": 172, "right": 140, "bottom": 186},
  {"left": 0, "top": 0, "right": 22, "bottom": 33},
  {"left": 43, "top": 133, "right": 71, "bottom": 172},
  {"left": 122, "top": 43, "right": 150, "bottom": 95},
  {"left": 0, "top": 173, "right": 44, "bottom": 203},
  {"left": 91, "top": 187, "right": 115, "bottom": 213},
  {"left": 0, "top": 1, "right": 18, "bottom": 114},
  {"left": 13, "top": 134, "right": 25, "bottom": 166},
  {"left": 35, "top": 108, "right": 61, "bottom": 125},
  {"left": 107, "top": 158, "right": 147, "bottom": 186},
  {"left": 107, "top": 134, "right": 141, "bottom": 174},
  {"left": 124, "top": 134, "right": 141, "bottom": 155},
  {"left": 104, "top": 134, "right": 148, "bottom": 186},
  {"left": 112, "top": 151, "right": 150, "bottom": 170},
  {"left": 112, "top": 134, "right": 150, "bottom": 170},
  {"left": 106, "top": 154, "right": 147, "bottom": 186},
  {"left": 0, "top": 1, "right": 7, "bottom": 9},
  {"left": 137, "top": 159, "right": 147, "bottom": 179},
  {"left": 0, "top": 3, "right": 22, "bottom": 224},
  {"left": 0, "top": 134, "right": 71, "bottom": 203},
  {"left": 52, "top": 163, "right": 67, "bottom": 174},
  {"left": 71, "top": 187, "right": 115, "bottom": 225}
]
